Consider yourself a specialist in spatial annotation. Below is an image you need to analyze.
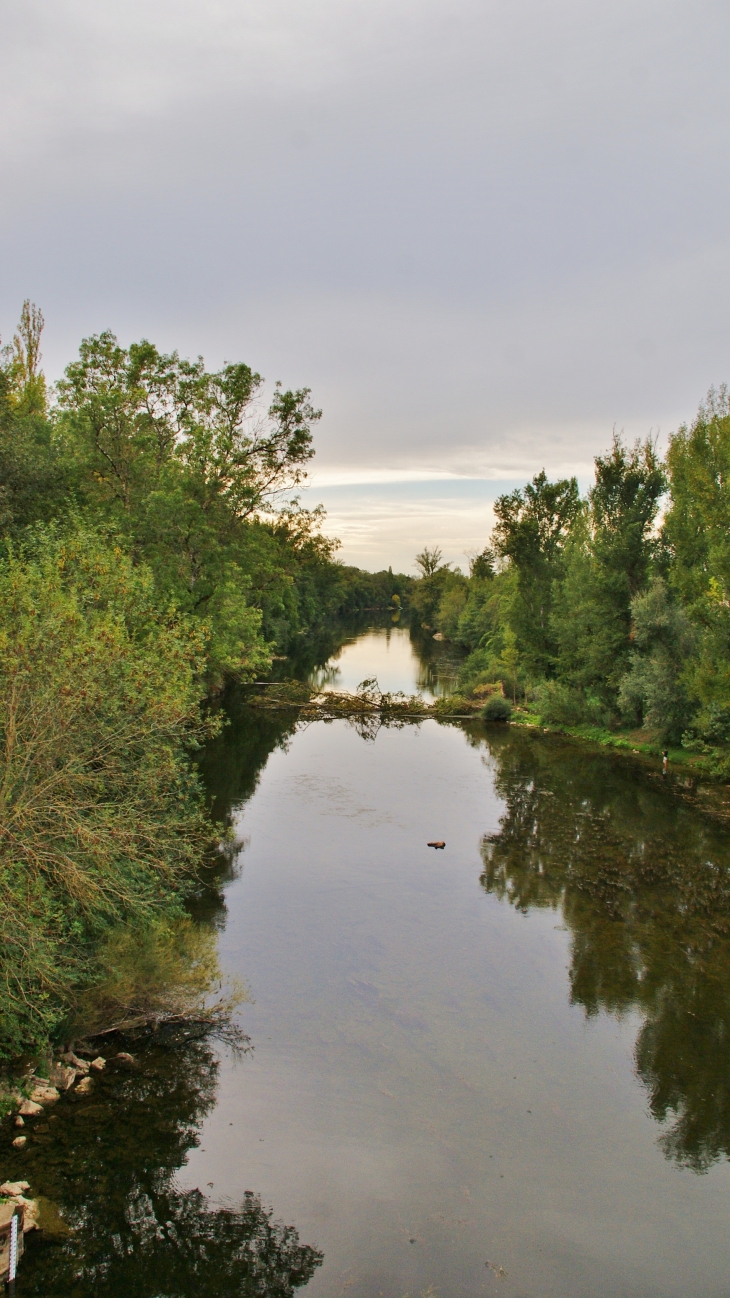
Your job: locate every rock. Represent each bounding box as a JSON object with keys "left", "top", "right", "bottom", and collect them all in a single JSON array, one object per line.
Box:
[
  {"left": 29, "top": 1085, "right": 59, "bottom": 1104},
  {"left": 48, "top": 1063, "right": 76, "bottom": 1091},
  {"left": 14, "top": 1117, "right": 24, "bottom": 1128},
  {"left": 432, "top": 632, "right": 445, "bottom": 640},
  {"left": 61, "top": 1052, "right": 89, "bottom": 1075},
  {"left": 18, "top": 1100, "right": 43, "bottom": 1117},
  {"left": 114, "top": 1052, "right": 136, "bottom": 1066},
  {"left": 74, "top": 1076, "right": 93, "bottom": 1095},
  {"left": 89, "top": 1057, "right": 106, "bottom": 1072},
  {"left": 16, "top": 1196, "right": 39, "bottom": 1231},
  {"left": 0, "top": 1182, "right": 30, "bottom": 1196},
  {"left": 12, "top": 1136, "right": 27, "bottom": 1148}
]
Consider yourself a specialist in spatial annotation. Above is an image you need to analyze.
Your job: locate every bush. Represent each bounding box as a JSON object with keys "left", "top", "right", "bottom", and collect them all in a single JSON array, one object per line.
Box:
[
  {"left": 472, "top": 682, "right": 502, "bottom": 698},
  {"left": 535, "top": 681, "right": 607, "bottom": 728},
  {"left": 0, "top": 525, "right": 215, "bottom": 1057},
  {"left": 482, "top": 695, "right": 512, "bottom": 722}
]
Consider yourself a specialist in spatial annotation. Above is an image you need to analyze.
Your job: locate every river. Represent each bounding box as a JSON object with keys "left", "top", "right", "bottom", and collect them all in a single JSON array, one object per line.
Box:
[{"left": 9, "top": 623, "right": 730, "bottom": 1297}]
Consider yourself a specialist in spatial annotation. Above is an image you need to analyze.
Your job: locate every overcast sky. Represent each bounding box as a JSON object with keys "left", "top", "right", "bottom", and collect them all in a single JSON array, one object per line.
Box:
[{"left": 2, "top": 0, "right": 728, "bottom": 569}]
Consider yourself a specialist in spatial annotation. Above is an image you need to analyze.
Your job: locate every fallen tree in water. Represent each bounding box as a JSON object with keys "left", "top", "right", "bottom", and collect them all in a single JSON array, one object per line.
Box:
[{"left": 246, "top": 676, "right": 485, "bottom": 721}]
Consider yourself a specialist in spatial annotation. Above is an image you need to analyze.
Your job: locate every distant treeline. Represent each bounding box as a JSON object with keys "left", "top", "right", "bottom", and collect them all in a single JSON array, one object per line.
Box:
[
  {"left": 0, "top": 302, "right": 410, "bottom": 1057},
  {"left": 411, "top": 390, "right": 730, "bottom": 770}
]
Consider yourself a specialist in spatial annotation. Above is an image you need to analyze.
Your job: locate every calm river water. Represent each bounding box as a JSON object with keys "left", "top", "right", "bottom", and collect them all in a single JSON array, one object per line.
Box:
[{"left": 10, "top": 624, "right": 730, "bottom": 1297}]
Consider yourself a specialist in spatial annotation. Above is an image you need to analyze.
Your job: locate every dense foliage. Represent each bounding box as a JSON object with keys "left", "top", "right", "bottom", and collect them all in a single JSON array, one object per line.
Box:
[
  {"left": 0, "top": 302, "right": 410, "bottom": 1056},
  {"left": 413, "top": 390, "right": 730, "bottom": 768}
]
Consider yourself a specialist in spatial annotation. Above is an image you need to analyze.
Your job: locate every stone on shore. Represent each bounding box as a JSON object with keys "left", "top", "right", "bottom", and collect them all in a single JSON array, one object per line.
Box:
[
  {"left": 61, "top": 1052, "right": 90, "bottom": 1075},
  {"left": 75, "top": 1076, "right": 93, "bottom": 1095},
  {"left": 15, "top": 1197, "right": 39, "bottom": 1231},
  {"left": 18, "top": 1100, "right": 43, "bottom": 1117},
  {"left": 29, "top": 1084, "right": 59, "bottom": 1104},
  {"left": 0, "top": 1182, "right": 30, "bottom": 1196},
  {"left": 12, "top": 1136, "right": 27, "bottom": 1148},
  {"left": 90, "top": 1056, "right": 106, "bottom": 1071},
  {"left": 48, "top": 1063, "right": 76, "bottom": 1090}
]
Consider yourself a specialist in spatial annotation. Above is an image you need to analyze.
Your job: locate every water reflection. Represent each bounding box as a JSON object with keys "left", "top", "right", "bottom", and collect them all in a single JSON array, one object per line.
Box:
[
  {"left": 307, "top": 623, "right": 464, "bottom": 697},
  {"left": 479, "top": 728, "right": 730, "bottom": 1172},
  {"left": 13, "top": 1035, "right": 323, "bottom": 1296},
  {"left": 9, "top": 706, "right": 324, "bottom": 1296}
]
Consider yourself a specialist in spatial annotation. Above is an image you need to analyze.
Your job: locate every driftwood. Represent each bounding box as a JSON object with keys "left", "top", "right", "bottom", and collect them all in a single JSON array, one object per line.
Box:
[{"left": 246, "top": 679, "right": 479, "bottom": 722}]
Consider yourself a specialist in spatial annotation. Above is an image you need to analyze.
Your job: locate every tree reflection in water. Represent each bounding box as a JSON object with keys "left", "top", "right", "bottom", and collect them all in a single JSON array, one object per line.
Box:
[
  {"left": 478, "top": 728, "right": 730, "bottom": 1173},
  {"left": 15, "top": 1033, "right": 323, "bottom": 1297}
]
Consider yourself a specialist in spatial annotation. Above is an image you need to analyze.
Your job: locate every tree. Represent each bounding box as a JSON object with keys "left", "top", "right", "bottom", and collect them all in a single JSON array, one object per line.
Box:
[
  {"left": 617, "top": 578, "right": 695, "bottom": 740},
  {"left": 492, "top": 470, "right": 581, "bottom": 676},
  {"left": 414, "top": 545, "right": 443, "bottom": 577},
  {"left": 590, "top": 434, "right": 666, "bottom": 596},
  {"left": 664, "top": 387, "right": 730, "bottom": 609},
  {"left": 467, "top": 546, "right": 496, "bottom": 580},
  {"left": 54, "top": 332, "right": 323, "bottom": 684},
  {"left": 2, "top": 299, "right": 47, "bottom": 416},
  {"left": 56, "top": 332, "right": 319, "bottom": 519},
  {"left": 0, "top": 303, "right": 66, "bottom": 533},
  {"left": 551, "top": 437, "right": 666, "bottom": 709},
  {"left": 663, "top": 389, "right": 730, "bottom": 721}
]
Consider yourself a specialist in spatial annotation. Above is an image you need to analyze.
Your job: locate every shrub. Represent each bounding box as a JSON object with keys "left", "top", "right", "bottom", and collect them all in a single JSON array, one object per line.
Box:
[
  {"left": 535, "top": 681, "right": 607, "bottom": 728},
  {"left": 482, "top": 695, "right": 512, "bottom": 722},
  {"left": 0, "top": 525, "right": 215, "bottom": 1057},
  {"left": 472, "top": 681, "right": 502, "bottom": 698}
]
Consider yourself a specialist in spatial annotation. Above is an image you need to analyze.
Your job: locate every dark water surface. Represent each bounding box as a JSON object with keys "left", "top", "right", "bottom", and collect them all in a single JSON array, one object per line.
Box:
[{"left": 8, "top": 627, "right": 730, "bottom": 1296}]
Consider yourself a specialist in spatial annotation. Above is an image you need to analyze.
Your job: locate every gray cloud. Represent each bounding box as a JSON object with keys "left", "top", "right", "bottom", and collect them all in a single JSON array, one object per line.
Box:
[{"left": 2, "top": 0, "right": 729, "bottom": 486}]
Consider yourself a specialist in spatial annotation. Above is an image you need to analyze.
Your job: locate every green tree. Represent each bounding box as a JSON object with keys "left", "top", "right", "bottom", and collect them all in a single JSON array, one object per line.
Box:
[
  {"left": 551, "top": 437, "right": 666, "bottom": 708},
  {"left": 617, "top": 578, "right": 695, "bottom": 740},
  {"left": 0, "top": 303, "right": 67, "bottom": 534},
  {"left": 492, "top": 470, "right": 581, "bottom": 676},
  {"left": 663, "top": 388, "right": 730, "bottom": 723},
  {"left": 54, "top": 332, "right": 323, "bottom": 684},
  {"left": 2, "top": 299, "right": 48, "bottom": 416}
]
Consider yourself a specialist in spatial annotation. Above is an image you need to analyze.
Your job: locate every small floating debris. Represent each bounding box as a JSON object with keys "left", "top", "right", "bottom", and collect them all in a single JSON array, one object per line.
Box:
[
  {"left": 427, "top": 841, "right": 446, "bottom": 849},
  {"left": 485, "top": 1259, "right": 508, "bottom": 1280}
]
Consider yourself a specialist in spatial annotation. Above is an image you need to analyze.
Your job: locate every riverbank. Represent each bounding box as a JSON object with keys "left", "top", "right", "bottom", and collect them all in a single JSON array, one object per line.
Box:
[{"left": 508, "top": 706, "right": 710, "bottom": 772}]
